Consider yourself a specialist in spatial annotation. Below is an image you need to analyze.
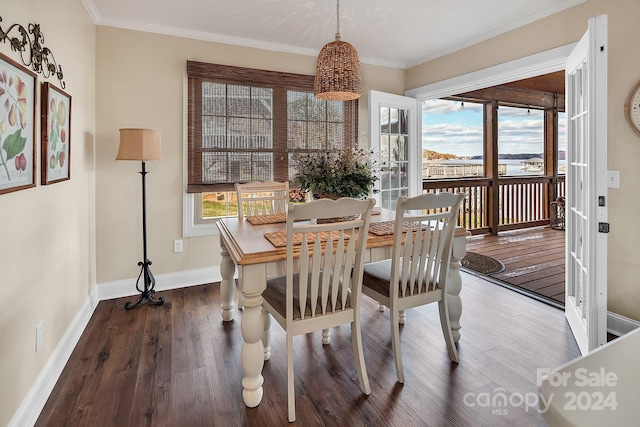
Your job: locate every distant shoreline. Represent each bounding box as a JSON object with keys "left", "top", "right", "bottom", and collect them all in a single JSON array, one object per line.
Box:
[{"left": 424, "top": 151, "right": 566, "bottom": 161}]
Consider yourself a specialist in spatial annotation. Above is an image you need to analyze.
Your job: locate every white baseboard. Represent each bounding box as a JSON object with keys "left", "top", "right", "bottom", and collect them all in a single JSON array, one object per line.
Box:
[
  {"left": 97, "top": 266, "right": 222, "bottom": 300},
  {"left": 10, "top": 287, "right": 99, "bottom": 427},
  {"left": 607, "top": 311, "right": 640, "bottom": 337}
]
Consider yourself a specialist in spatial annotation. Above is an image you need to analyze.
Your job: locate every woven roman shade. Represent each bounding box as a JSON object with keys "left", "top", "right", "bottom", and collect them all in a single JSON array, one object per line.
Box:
[{"left": 186, "top": 61, "right": 358, "bottom": 193}]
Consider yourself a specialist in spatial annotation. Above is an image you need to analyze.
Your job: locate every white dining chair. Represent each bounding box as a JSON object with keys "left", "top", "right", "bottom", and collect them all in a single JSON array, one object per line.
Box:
[
  {"left": 234, "top": 181, "right": 289, "bottom": 219},
  {"left": 361, "top": 192, "right": 464, "bottom": 383},
  {"left": 261, "top": 197, "right": 375, "bottom": 422}
]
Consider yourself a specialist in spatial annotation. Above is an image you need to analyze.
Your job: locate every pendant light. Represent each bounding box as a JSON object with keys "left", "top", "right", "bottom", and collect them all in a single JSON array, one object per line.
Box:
[{"left": 313, "top": 0, "right": 362, "bottom": 101}]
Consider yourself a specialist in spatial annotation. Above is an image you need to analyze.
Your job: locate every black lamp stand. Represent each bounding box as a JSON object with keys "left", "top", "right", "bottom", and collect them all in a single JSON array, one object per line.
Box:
[{"left": 125, "top": 161, "right": 165, "bottom": 310}]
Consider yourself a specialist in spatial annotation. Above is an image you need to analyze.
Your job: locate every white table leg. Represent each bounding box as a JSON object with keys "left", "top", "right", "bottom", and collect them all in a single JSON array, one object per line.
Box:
[
  {"left": 262, "top": 307, "right": 271, "bottom": 360},
  {"left": 448, "top": 233, "right": 466, "bottom": 343},
  {"left": 239, "top": 264, "right": 266, "bottom": 407},
  {"left": 219, "top": 236, "right": 236, "bottom": 322}
]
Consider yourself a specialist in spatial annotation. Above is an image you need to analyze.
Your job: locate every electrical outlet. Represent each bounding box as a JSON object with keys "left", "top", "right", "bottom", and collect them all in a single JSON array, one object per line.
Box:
[
  {"left": 173, "top": 239, "right": 183, "bottom": 253},
  {"left": 36, "top": 321, "right": 44, "bottom": 352}
]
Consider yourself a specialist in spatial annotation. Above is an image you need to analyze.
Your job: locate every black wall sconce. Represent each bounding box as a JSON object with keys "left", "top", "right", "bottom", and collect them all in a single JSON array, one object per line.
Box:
[{"left": 0, "top": 16, "right": 65, "bottom": 89}]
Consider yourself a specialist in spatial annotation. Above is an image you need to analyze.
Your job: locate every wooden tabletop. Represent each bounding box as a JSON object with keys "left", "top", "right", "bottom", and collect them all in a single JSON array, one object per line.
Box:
[{"left": 217, "top": 210, "right": 466, "bottom": 266}]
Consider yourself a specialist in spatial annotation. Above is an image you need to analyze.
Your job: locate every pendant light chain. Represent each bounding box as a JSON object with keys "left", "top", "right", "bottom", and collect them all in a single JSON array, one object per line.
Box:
[{"left": 335, "top": 0, "right": 341, "bottom": 40}]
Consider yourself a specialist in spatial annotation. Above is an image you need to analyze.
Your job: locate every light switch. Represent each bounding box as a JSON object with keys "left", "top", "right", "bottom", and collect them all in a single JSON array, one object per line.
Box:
[{"left": 607, "top": 170, "right": 620, "bottom": 189}]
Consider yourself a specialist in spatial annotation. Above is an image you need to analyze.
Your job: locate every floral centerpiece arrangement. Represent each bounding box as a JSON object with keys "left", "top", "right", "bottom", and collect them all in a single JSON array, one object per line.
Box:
[{"left": 294, "top": 147, "right": 378, "bottom": 199}]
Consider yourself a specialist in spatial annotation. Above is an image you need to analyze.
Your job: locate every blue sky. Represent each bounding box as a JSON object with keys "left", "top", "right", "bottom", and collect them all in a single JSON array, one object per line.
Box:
[{"left": 421, "top": 99, "right": 566, "bottom": 157}]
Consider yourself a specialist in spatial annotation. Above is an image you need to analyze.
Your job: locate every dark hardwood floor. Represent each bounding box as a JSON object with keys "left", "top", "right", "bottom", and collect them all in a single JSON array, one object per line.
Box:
[
  {"left": 465, "top": 226, "right": 566, "bottom": 306},
  {"left": 36, "top": 273, "right": 580, "bottom": 426}
]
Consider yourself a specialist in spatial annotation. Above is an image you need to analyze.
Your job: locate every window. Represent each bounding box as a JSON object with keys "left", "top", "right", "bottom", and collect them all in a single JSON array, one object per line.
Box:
[
  {"left": 184, "top": 62, "right": 357, "bottom": 235},
  {"left": 421, "top": 99, "right": 484, "bottom": 179}
]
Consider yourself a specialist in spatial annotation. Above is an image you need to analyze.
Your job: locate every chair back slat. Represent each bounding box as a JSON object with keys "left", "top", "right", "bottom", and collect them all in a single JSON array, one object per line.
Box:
[
  {"left": 297, "top": 238, "right": 309, "bottom": 318},
  {"left": 330, "top": 233, "right": 344, "bottom": 313},
  {"left": 309, "top": 236, "right": 323, "bottom": 317},
  {"left": 341, "top": 234, "right": 357, "bottom": 309}
]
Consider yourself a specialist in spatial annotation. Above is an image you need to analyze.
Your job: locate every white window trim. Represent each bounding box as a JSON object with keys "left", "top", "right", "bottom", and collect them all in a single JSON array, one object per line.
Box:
[{"left": 405, "top": 43, "right": 575, "bottom": 100}]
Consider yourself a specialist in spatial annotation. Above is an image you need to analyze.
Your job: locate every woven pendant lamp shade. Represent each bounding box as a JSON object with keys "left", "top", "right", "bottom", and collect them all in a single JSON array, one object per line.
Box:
[
  {"left": 314, "top": 37, "right": 362, "bottom": 101},
  {"left": 313, "top": 0, "right": 362, "bottom": 101}
]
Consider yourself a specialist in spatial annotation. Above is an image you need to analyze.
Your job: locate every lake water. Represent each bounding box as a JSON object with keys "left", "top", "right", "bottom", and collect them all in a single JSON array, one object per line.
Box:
[{"left": 424, "top": 159, "right": 566, "bottom": 177}]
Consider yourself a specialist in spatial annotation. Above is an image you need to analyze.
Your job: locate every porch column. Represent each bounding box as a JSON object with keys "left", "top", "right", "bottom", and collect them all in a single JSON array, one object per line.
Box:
[{"left": 484, "top": 101, "right": 499, "bottom": 234}]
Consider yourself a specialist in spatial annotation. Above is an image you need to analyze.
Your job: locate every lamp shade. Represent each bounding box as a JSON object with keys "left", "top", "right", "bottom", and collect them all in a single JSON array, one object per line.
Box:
[
  {"left": 313, "top": 38, "right": 362, "bottom": 101},
  {"left": 116, "top": 128, "right": 163, "bottom": 161}
]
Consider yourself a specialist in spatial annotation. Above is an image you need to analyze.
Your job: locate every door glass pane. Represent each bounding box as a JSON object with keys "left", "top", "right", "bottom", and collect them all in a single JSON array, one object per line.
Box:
[
  {"left": 380, "top": 135, "right": 389, "bottom": 163},
  {"left": 378, "top": 103, "right": 410, "bottom": 210},
  {"left": 380, "top": 107, "right": 389, "bottom": 133}
]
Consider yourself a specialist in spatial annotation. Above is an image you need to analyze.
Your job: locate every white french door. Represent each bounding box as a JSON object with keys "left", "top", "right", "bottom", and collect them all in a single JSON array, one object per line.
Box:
[
  {"left": 368, "top": 90, "right": 419, "bottom": 210},
  {"left": 565, "top": 15, "right": 608, "bottom": 355}
]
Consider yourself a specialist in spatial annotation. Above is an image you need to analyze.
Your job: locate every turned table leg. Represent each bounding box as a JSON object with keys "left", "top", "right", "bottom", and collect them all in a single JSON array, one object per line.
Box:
[
  {"left": 239, "top": 264, "right": 266, "bottom": 407},
  {"left": 219, "top": 237, "right": 236, "bottom": 322},
  {"left": 448, "top": 233, "right": 466, "bottom": 343}
]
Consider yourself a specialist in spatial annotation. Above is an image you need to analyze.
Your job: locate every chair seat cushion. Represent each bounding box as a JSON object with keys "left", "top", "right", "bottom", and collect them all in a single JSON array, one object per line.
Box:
[
  {"left": 363, "top": 259, "right": 439, "bottom": 297},
  {"left": 264, "top": 273, "right": 351, "bottom": 320},
  {"left": 362, "top": 260, "right": 393, "bottom": 297}
]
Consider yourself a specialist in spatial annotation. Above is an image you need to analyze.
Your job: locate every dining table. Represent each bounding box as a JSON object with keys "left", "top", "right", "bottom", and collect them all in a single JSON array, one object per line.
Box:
[{"left": 216, "top": 209, "right": 468, "bottom": 407}]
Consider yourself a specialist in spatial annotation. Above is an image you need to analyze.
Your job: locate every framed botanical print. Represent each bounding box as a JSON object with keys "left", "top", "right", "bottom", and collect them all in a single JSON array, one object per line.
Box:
[
  {"left": 41, "top": 82, "right": 71, "bottom": 184},
  {"left": 0, "top": 52, "right": 37, "bottom": 194}
]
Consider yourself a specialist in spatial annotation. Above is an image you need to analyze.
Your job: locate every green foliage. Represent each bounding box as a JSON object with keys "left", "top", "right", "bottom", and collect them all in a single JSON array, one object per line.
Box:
[
  {"left": 294, "top": 148, "right": 378, "bottom": 199},
  {"left": 203, "top": 200, "right": 238, "bottom": 218}
]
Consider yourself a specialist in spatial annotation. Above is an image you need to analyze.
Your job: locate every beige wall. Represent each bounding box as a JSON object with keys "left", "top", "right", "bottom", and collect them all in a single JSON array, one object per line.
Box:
[
  {"left": 0, "top": 0, "right": 96, "bottom": 424},
  {"left": 407, "top": 0, "right": 640, "bottom": 321},
  {"left": 94, "top": 28, "right": 405, "bottom": 285}
]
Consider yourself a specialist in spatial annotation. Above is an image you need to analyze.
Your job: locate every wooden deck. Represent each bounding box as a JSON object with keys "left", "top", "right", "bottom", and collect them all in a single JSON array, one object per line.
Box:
[{"left": 465, "top": 226, "right": 566, "bottom": 306}]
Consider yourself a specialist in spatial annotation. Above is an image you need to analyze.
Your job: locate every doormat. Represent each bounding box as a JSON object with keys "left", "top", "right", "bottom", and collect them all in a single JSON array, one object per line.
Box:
[{"left": 461, "top": 252, "right": 505, "bottom": 275}]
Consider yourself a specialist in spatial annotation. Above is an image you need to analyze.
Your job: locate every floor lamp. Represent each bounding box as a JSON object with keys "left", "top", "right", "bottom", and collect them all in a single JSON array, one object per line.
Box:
[{"left": 116, "top": 128, "right": 165, "bottom": 310}]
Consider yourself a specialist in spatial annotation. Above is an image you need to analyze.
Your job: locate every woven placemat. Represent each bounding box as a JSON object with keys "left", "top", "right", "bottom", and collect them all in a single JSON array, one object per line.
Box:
[
  {"left": 264, "top": 230, "right": 346, "bottom": 248},
  {"left": 247, "top": 208, "right": 379, "bottom": 226},
  {"left": 368, "top": 221, "right": 427, "bottom": 236},
  {"left": 245, "top": 213, "right": 287, "bottom": 225}
]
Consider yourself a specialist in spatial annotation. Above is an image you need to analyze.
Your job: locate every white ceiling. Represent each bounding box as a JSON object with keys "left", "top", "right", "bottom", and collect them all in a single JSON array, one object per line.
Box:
[{"left": 84, "top": 0, "right": 584, "bottom": 69}]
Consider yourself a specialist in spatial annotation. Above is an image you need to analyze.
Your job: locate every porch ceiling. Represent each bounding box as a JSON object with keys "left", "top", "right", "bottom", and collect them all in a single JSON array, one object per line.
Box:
[{"left": 455, "top": 71, "right": 566, "bottom": 110}]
